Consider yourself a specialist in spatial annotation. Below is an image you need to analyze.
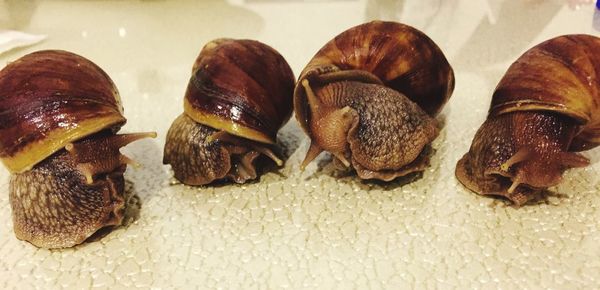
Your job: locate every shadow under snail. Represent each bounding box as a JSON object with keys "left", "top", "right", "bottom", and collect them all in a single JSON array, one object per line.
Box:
[
  {"left": 163, "top": 38, "right": 295, "bottom": 185},
  {"left": 0, "top": 50, "right": 156, "bottom": 248},
  {"left": 456, "top": 34, "right": 600, "bottom": 206},
  {"left": 293, "top": 21, "right": 455, "bottom": 181}
]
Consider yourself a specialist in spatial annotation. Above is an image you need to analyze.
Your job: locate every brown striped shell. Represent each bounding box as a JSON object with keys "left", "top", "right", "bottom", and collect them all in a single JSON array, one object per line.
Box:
[
  {"left": 490, "top": 34, "right": 600, "bottom": 150},
  {"left": 293, "top": 21, "right": 454, "bottom": 181},
  {"left": 456, "top": 34, "right": 600, "bottom": 205},
  {"left": 184, "top": 38, "right": 295, "bottom": 144},
  {"left": 294, "top": 20, "right": 455, "bottom": 135},
  {"left": 164, "top": 39, "right": 295, "bottom": 185},
  {"left": 0, "top": 50, "right": 126, "bottom": 173},
  {"left": 0, "top": 50, "right": 155, "bottom": 248}
]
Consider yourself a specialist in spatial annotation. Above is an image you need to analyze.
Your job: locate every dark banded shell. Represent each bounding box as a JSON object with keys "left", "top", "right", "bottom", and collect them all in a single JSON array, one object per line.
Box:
[
  {"left": 490, "top": 34, "right": 600, "bottom": 150},
  {"left": 184, "top": 38, "right": 295, "bottom": 144},
  {"left": 0, "top": 50, "right": 126, "bottom": 173},
  {"left": 294, "top": 20, "right": 455, "bottom": 135}
]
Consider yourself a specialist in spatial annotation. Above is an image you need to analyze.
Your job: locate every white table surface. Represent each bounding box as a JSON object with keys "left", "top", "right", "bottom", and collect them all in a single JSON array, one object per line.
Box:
[{"left": 1, "top": 0, "right": 600, "bottom": 289}]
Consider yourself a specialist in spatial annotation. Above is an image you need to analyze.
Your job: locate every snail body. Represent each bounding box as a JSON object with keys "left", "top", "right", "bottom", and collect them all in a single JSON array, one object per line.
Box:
[
  {"left": 294, "top": 21, "right": 454, "bottom": 180},
  {"left": 0, "top": 50, "right": 155, "bottom": 248},
  {"left": 163, "top": 39, "right": 294, "bottom": 185},
  {"left": 456, "top": 34, "right": 600, "bottom": 205}
]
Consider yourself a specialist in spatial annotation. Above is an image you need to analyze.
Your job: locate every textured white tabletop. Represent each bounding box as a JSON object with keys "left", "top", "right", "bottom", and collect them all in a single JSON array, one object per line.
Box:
[{"left": 1, "top": 0, "right": 600, "bottom": 289}]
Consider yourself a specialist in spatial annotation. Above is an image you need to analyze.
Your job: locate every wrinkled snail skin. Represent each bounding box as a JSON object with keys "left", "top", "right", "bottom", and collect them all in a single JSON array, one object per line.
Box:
[
  {"left": 164, "top": 114, "right": 264, "bottom": 185},
  {"left": 306, "top": 80, "right": 439, "bottom": 181},
  {"left": 456, "top": 34, "right": 600, "bottom": 206},
  {"left": 294, "top": 21, "right": 454, "bottom": 181},
  {"left": 163, "top": 39, "right": 294, "bottom": 185},
  {"left": 0, "top": 50, "right": 156, "bottom": 248}
]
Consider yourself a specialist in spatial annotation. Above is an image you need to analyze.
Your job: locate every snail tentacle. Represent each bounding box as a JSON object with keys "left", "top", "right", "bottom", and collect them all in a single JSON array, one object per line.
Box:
[
  {"left": 302, "top": 79, "right": 323, "bottom": 117},
  {"left": 507, "top": 176, "right": 522, "bottom": 194},
  {"left": 65, "top": 132, "right": 156, "bottom": 184},
  {"left": 246, "top": 144, "right": 283, "bottom": 167},
  {"left": 500, "top": 146, "right": 534, "bottom": 172},
  {"left": 300, "top": 142, "right": 324, "bottom": 171},
  {"left": 559, "top": 152, "right": 590, "bottom": 168}
]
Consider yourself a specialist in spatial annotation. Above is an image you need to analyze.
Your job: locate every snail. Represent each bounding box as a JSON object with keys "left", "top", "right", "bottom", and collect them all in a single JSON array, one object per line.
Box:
[
  {"left": 163, "top": 39, "right": 294, "bottom": 185},
  {"left": 456, "top": 34, "right": 600, "bottom": 205},
  {"left": 293, "top": 21, "right": 455, "bottom": 181},
  {"left": 0, "top": 50, "right": 156, "bottom": 248}
]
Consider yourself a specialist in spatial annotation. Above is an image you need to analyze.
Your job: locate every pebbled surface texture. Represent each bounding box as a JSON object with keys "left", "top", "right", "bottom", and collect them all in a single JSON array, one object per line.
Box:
[{"left": 1, "top": 0, "right": 600, "bottom": 288}]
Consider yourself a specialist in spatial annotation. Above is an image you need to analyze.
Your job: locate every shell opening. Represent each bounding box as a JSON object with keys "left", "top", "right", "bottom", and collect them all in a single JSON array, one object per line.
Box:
[
  {"left": 183, "top": 98, "right": 275, "bottom": 144},
  {"left": 312, "top": 69, "right": 383, "bottom": 86}
]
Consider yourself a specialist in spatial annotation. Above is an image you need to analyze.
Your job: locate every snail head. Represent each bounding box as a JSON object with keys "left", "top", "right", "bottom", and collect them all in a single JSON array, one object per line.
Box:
[{"left": 457, "top": 110, "right": 587, "bottom": 205}]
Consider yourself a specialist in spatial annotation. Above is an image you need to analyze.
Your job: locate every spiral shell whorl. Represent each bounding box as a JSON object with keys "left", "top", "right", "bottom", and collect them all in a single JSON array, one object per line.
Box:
[
  {"left": 294, "top": 21, "right": 455, "bottom": 135},
  {"left": 0, "top": 50, "right": 126, "bottom": 173},
  {"left": 490, "top": 34, "right": 600, "bottom": 149},
  {"left": 184, "top": 38, "right": 295, "bottom": 144}
]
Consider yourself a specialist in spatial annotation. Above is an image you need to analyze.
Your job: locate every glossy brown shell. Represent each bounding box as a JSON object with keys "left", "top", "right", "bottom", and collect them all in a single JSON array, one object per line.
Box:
[
  {"left": 293, "top": 20, "right": 455, "bottom": 135},
  {"left": 184, "top": 38, "right": 295, "bottom": 144},
  {"left": 0, "top": 50, "right": 126, "bottom": 173},
  {"left": 489, "top": 34, "right": 600, "bottom": 150}
]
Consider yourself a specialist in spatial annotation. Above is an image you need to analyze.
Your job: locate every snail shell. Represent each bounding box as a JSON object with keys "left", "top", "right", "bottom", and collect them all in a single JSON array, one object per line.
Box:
[
  {"left": 163, "top": 39, "right": 294, "bottom": 185},
  {"left": 294, "top": 21, "right": 454, "bottom": 181},
  {"left": 456, "top": 34, "right": 600, "bottom": 205},
  {"left": 0, "top": 50, "right": 155, "bottom": 248}
]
